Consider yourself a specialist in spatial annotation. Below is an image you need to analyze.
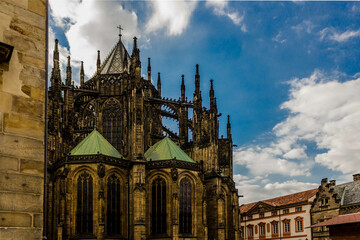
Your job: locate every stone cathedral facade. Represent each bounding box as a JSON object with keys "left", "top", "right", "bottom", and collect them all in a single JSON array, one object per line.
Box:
[{"left": 47, "top": 33, "right": 241, "bottom": 240}]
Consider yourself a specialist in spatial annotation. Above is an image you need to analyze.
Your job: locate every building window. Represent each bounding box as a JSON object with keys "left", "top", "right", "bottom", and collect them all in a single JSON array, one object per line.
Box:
[
  {"left": 248, "top": 215, "right": 253, "bottom": 220},
  {"left": 102, "top": 99, "right": 122, "bottom": 151},
  {"left": 284, "top": 222, "right": 290, "bottom": 233},
  {"left": 259, "top": 213, "right": 264, "bottom": 218},
  {"left": 296, "top": 219, "right": 303, "bottom": 231},
  {"left": 179, "top": 178, "right": 192, "bottom": 235},
  {"left": 272, "top": 211, "right": 277, "bottom": 216},
  {"left": 283, "top": 209, "right": 289, "bottom": 214},
  {"left": 106, "top": 174, "right": 121, "bottom": 236},
  {"left": 151, "top": 177, "right": 167, "bottom": 235},
  {"left": 76, "top": 172, "right": 93, "bottom": 235},
  {"left": 272, "top": 222, "right": 278, "bottom": 234},
  {"left": 248, "top": 226, "right": 254, "bottom": 237},
  {"left": 296, "top": 207, "right": 302, "bottom": 212},
  {"left": 259, "top": 224, "right": 265, "bottom": 235}
]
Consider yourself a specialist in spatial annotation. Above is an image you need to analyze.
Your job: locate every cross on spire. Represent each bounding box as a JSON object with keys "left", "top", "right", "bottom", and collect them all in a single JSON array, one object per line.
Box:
[{"left": 117, "top": 25, "right": 123, "bottom": 39}]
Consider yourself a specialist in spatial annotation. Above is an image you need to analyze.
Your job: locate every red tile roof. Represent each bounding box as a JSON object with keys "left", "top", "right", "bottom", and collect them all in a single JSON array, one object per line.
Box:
[
  {"left": 240, "top": 189, "right": 318, "bottom": 213},
  {"left": 309, "top": 212, "right": 360, "bottom": 228}
]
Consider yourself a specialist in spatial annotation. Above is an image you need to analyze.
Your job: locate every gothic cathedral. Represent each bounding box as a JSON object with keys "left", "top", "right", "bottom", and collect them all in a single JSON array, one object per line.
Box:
[{"left": 47, "top": 31, "right": 241, "bottom": 240}]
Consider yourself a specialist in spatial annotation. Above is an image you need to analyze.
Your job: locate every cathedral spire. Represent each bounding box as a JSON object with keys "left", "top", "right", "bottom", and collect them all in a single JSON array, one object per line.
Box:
[
  {"left": 148, "top": 57, "right": 151, "bottom": 81},
  {"left": 80, "top": 61, "right": 84, "bottom": 86},
  {"left": 157, "top": 72, "right": 161, "bottom": 96},
  {"left": 210, "top": 79, "right": 216, "bottom": 110},
  {"left": 97, "top": 50, "right": 101, "bottom": 74},
  {"left": 227, "top": 115, "right": 232, "bottom": 139},
  {"left": 66, "top": 56, "right": 72, "bottom": 85},
  {"left": 195, "top": 64, "right": 200, "bottom": 95},
  {"left": 181, "top": 74, "right": 185, "bottom": 102},
  {"left": 53, "top": 39, "right": 59, "bottom": 70}
]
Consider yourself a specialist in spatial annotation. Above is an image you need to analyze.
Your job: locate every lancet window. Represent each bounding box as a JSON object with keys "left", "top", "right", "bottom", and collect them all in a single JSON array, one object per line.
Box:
[
  {"left": 179, "top": 177, "right": 192, "bottom": 235},
  {"left": 76, "top": 172, "right": 93, "bottom": 235},
  {"left": 151, "top": 176, "right": 167, "bottom": 235},
  {"left": 102, "top": 99, "right": 122, "bottom": 150},
  {"left": 106, "top": 174, "right": 121, "bottom": 236}
]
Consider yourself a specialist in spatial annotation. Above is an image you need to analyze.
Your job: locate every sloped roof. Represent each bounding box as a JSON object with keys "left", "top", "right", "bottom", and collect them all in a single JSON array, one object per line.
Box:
[
  {"left": 69, "top": 128, "right": 123, "bottom": 158},
  {"left": 240, "top": 189, "right": 318, "bottom": 214},
  {"left": 100, "top": 38, "right": 130, "bottom": 74},
  {"left": 333, "top": 181, "right": 360, "bottom": 206},
  {"left": 309, "top": 212, "right": 360, "bottom": 228},
  {"left": 144, "top": 137, "right": 194, "bottom": 163}
]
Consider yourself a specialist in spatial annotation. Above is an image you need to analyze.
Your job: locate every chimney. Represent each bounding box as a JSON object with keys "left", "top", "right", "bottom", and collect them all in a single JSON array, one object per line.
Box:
[{"left": 353, "top": 173, "right": 360, "bottom": 181}]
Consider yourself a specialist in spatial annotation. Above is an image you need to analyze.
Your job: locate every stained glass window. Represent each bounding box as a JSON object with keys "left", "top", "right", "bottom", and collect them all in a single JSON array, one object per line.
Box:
[
  {"left": 179, "top": 178, "right": 192, "bottom": 235},
  {"left": 76, "top": 172, "right": 93, "bottom": 235},
  {"left": 151, "top": 177, "right": 166, "bottom": 235},
  {"left": 102, "top": 99, "right": 122, "bottom": 150},
  {"left": 107, "top": 174, "right": 121, "bottom": 235}
]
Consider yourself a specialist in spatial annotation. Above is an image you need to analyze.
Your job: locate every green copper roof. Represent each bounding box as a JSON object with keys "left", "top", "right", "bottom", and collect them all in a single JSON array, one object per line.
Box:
[
  {"left": 69, "top": 128, "right": 123, "bottom": 158},
  {"left": 145, "top": 137, "right": 194, "bottom": 163}
]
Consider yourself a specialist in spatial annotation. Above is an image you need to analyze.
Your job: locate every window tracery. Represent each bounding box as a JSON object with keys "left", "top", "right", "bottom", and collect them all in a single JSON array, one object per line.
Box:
[
  {"left": 102, "top": 99, "right": 122, "bottom": 150},
  {"left": 107, "top": 174, "right": 121, "bottom": 236},
  {"left": 83, "top": 103, "right": 96, "bottom": 129},
  {"left": 76, "top": 172, "right": 93, "bottom": 235},
  {"left": 179, "top": 178, "right": 192, "bottom": 235},
  {"left": 151, "top": 176, "right": 166, "bottom": 235}
]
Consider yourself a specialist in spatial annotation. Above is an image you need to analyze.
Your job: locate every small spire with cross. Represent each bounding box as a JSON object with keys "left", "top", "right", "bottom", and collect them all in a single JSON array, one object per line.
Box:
[{"left": 117, "top": 25, "right": 123, "bottom": 39}]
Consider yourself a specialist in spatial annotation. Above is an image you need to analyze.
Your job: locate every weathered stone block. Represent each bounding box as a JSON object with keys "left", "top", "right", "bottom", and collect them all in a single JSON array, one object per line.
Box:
[
  {"left": 0, "top": 155, "right": 19, "bottom": 172},
  {"left": 0, "top": 212, "right": 32, "bottom": 227},
  {"left": 11, "top": 95, "right": 43, "bottom": 117},
  {"left": 28, "top": 0, "right": 46, "bottom": 17},
  {"left": 0, "top": 228, "right": 42, "bottom": 240},
  {"left": 20, "top": 159, "right": 43, "bottom": 175},
  {"left": 0, "top": 134, "right": 43, "bottom": 161},
  {"left": 19, "top": 66, "right": 45, "bottom": 89},
  {"left": 9, "top": 18, "right": 44, "bottom": 42},
  {"left": 17, "top": 52, "right": 44, "bottom": 69},
  {"left": 33, "top": 213, "right": 42, "bottom": 228},
  {"left": 0, "top": 172, "right": 43, "bottom": 194},
  {"left": 1, "top": 0, "right": 28, "bottom": 9},
  {"left": 3, "top": 112, "right": 44, "bottom": 140},
  {"left": 0, "top": 92, "right": 13, "bottom": 112},
  {"left": 0, "top": 192, "right": 42, "bottom": 212}
]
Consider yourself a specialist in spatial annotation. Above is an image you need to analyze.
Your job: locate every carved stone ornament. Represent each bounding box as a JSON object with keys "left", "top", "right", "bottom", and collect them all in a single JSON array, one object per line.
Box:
[
  {"left": 97, "top": 163, "right": 105, "bottom": 178},
  {"left": 171, "top": 167, "right": 178, "bottom": 181},
  {"left": 134, "top": 182, "right": 146, "bottom": 192}
]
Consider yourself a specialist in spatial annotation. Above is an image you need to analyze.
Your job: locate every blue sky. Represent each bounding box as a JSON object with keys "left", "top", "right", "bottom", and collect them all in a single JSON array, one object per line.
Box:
[{"left": 49, "top": 0, "right": 360, "bottom": 203}]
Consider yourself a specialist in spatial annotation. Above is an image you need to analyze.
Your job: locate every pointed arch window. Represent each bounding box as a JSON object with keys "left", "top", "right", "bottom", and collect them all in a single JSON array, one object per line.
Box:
[
  {"left": 107, "top": 174, "right": 121, "bottom": 236},
  {"left": 83, "top": 103, "right": 96, "bottom": 130},
  {"left": 151, "top": 176, "right": 166, "bottom": 235},
  {"left": 179, "top": 177, "right": 192, "bottom": 235},
  {"left": 76, "top": 172, "right": 93, "bottom": 235},
  {"left": 102, "top": 99, "right": 122, "bottom": 150}
]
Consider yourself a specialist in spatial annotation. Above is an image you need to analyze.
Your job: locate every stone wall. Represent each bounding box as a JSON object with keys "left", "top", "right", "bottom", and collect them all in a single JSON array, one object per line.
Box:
[{"left": 0, "top": 0, "right": 46, "bottom": 239}]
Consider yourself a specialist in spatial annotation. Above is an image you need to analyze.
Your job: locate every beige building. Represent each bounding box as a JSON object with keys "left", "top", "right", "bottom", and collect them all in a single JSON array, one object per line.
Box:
[
  {"left": 0, "top": 0, "right": 46, "bottom": 239},
  {"left": 240, "top": 189, "right": 317, "bottom": 240}
]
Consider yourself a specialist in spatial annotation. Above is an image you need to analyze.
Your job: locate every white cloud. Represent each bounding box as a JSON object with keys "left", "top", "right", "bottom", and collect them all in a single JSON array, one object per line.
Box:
[
  {"left": 320, "top": 27, "right": 360, "bottom": 42},
  {"left": 206, "top": 0, "right": 247, "bottom": 32},
  {"left": 146, "top": 0, "right": 197, "bottom": 36},
  {"left": 292, "top": 20, "right": 314, "bottom": 34},
  {"left": 272, "top": 32, "right": 286, "bottom": 44},
  {"left": 235, "top": 175, "right": 318, "bottom": 204},
  {"left": 235, "top": 70, "right": 360, "bottom": 181},
  {"left": 50, "top": 0, "right": 139, "bottom": 78}
]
